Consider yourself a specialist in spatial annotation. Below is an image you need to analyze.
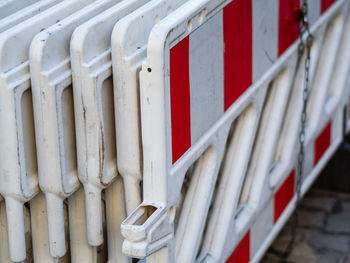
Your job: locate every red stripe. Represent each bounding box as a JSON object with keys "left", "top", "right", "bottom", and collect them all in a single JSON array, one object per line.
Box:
[
  {"left": 314, "top": 121, "right": 332, "bottom": 166},
  {"left": 170, "top": 36, "right": 191, "bottom": 164},
  {"left": 223, "top": 0, "right": 252, "bottom": 111},
  {"left": 226, "top": 231, "right": 250, "bottom": 263},
  {"left": 321, "top": 0, "right": 337, "bottom": 13},
  {"left": 274, "top": 170, "right": 295, "bottom": 223},
  {"left": 278, "top": 0, "right": 300, "bottom": 56}
]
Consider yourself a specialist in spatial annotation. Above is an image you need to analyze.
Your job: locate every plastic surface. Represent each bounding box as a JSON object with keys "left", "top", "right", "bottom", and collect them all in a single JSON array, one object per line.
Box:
[
  {"left": 121, "top": 0, "right": 350, "bottom": 262},
  {"left": 71, "top": 0, "right": 160, "bottom": 260},
  {"left": 0, "top": 0, "right": 39, "bottom": 19},
  {"left": 0, "top": 0, "right": 98, "bottom": 260},
  {"left": 30, "top": 0, "right": 123, "bottom": 255},
  {"left": 0, "top": 0, "right": 63, "bottom": 33}
]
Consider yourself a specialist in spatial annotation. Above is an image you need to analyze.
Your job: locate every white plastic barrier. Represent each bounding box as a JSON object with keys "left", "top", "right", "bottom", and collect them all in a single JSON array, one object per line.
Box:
[
  {"left": 0, "top": 0, "right": 349, "bottom": 262},
  {"left": 70, "top": 1, "right": 152, "bottom": 255},
  {"left": 0, "top": 1, "right": 61, "bottom": 235},
  {"left": 111, "top": 0, "right": 191, "bottom": 225},
  {"left": 0, "top": 0, "right": 39, "bottom": 19},
  {"left": 121, "top": 0, "right": 350, "bottom": 262},
  {"left": 203, "top": 2, "right": 350, "bottom": 261},
  {"left": 0, "top": 0, "right": 97, "bottom": 261},
  {"left": 0, "top": 0, "right": 63, "bottom": 33},
  {"left": 30, "top": 0, "right": 122, "bottom": 256},
  {"left": 0, "top": 5, "right": 55, "bottom": 261},
  {"left": 113, "top": 0, "right": 229, "bottom": 262}
]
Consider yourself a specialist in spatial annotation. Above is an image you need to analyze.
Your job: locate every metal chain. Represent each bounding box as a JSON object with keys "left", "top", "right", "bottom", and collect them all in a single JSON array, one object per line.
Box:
[
  {"left": 278, "top": 2, "right": 313, "bottom": 260},
  {"left": 297, "top": 0, "right": 313, "bottom": 205}
]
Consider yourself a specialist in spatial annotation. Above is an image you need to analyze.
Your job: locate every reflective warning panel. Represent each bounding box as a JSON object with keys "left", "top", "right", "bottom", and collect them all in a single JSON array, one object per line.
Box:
[
  {"left": 0, "top": 0, "right": 346, "bottom": 262},
  {"left": 143, "top": 0, "right": 323, "bottom": 167},
  {"left": 122, "top": 0, "right": 348, "bottom": 262}
]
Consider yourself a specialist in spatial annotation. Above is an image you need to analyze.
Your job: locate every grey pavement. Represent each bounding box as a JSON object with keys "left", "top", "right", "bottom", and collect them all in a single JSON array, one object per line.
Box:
[{"left": 261, "top": 188, "right": 350, "bottom": 263}]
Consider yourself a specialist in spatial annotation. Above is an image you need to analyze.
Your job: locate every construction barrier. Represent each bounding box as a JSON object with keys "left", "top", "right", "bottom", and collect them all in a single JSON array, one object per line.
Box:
[
  {"left": 0, "top": 0, "right": 349, "bottom": 262},
  {"left": 0, "top": 0, "right": 63, "bottom": 33},
  {"left": 122, "top": 0, "right": 350, "bottom": 262}
]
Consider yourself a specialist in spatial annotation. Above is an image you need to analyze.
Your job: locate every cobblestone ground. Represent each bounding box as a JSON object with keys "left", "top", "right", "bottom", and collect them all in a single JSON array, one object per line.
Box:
[{"left": 261, "top": 188, "right": 350, "bottom": 263}]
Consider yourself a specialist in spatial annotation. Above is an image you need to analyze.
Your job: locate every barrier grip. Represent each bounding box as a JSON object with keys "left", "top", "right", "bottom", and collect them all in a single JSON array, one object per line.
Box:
[{"left": 121, "top": 203, "right": 173, "bottom": 258}]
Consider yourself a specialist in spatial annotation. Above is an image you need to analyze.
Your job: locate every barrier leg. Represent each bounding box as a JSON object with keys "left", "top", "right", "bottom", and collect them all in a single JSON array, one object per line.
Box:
[
  {"left": 5, "top": 197, "right": 26, "bottom": 262},
  {"left": 69, "top": 188, "right": 98, "bottom": 263},
  {"left": 0, "top": 201, "right": 11, "bottom": 263},
  {"left": 105, "top": 177, "right": 129, "bottom": 263}
]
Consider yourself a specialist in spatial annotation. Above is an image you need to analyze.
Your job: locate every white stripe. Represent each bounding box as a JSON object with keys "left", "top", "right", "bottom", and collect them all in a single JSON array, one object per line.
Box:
[
  {"left": 189, "top": 10, "right": 224, "bottom": 144},
  {"left": 250, "top": 200, "right": 273, "bottom": 258},
  {"left": 252, "top": 0, "right": 278, "bottom": 82},
  {"left": 308, "top": 0, "right": 321, "bottom": 25}
]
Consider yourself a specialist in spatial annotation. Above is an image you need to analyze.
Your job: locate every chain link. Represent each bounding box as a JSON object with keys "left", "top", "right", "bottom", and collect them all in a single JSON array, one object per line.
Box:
[
  {"left": 297, "top": 2, "right": 313, "bottom": 204},
  {"left": 296, "top": 1, "right": 313, "bottom": 210},
  {"left": 279, "top": 1, "right": 313, "bottom": 260}
]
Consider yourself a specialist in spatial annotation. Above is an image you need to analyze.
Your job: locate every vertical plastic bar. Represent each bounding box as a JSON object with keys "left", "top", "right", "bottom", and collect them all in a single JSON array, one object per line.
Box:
[
  {"left": 29, "top": 0, "right": 120, "bottom": 251},
  {"left": 0, "top": 201, "right": 11, "bottom": 263},
  {"left": 84, "top": 185, "right": 103, "bottom": 246},
  {"left": 69, "top": 188, "right": 98, "bottom": 263},
  {"left": 30, "top": 193, "right": 69, "bottom": 263},
  {"left": 0, "top": 1, "right": 102, "bottom": 260},
  {"left": 5, "top": 197, "right": 25, "bottom": 262},
  {"left": 105, "top": 177, "right": 128, "bottom": 263},
  {"left": 45, "top": 193, "right": 66, "bottom": 257}
]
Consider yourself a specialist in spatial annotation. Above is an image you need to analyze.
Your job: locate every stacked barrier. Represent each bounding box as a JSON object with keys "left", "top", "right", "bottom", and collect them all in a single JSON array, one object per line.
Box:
[
  {"left": 0, "top": 0, "right": 349, "bottom": 262},
  {"left": 0, "top": 0, "right": 39, "bottom": 19}
]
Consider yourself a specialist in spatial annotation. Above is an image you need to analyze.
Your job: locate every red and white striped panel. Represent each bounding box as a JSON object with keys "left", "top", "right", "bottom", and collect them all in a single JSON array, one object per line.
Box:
[
  {"left": 123, "top": 0, "right": 345, "bottom": 260},
  {"left": 225, "top": 112, "right": 341, "bottom": 262},
  {"left": 169, "top": 0, "right": 329, "bottom": 165}
]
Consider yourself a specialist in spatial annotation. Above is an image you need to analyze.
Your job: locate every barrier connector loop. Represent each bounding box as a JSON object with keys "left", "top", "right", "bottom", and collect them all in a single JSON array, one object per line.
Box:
[{"left": 121, "top": 203, "right": 174, "bottom": 258}]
